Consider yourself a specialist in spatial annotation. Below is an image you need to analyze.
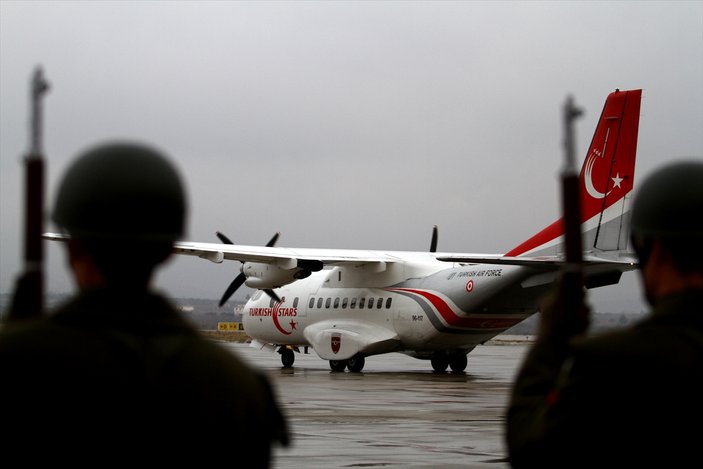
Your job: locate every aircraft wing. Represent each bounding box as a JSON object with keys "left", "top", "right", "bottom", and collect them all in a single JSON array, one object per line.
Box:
[
  {"left": 42, "top": 233, "right": 399, "bottom": 266},
  {"left": 173, "top": 240, "right": 405, "bottom": 266},
  {"left": 44, "top": 232, "right": 637, "bottom": 271}
]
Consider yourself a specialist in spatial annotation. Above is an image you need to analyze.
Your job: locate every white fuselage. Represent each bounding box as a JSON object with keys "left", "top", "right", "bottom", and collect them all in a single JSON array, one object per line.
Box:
[{"left": 243, "top": 258, "right": 541, "bottom": 359}]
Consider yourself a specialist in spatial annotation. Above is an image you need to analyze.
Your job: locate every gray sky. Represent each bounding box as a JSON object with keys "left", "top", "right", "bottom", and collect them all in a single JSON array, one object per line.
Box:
[{"left": 2, "top": 1, "right": 702, "bottom": 313}]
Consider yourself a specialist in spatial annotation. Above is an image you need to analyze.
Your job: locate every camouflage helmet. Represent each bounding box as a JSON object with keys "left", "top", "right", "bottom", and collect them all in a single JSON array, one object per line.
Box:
[
  {"left": 630, "top": 159, "right": 703, "bottom": 239},
  {"left": 52, "top": 142, "right": 187, "bottom": 241}
]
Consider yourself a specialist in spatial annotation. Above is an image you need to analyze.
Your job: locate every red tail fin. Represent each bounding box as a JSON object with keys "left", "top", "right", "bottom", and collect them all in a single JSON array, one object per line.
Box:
[
  {"left": 506, "top": 89, "right": 642, "bottom": 257},
  {"left": 579, "top": 89, "right": 641, "bottom": 223}
]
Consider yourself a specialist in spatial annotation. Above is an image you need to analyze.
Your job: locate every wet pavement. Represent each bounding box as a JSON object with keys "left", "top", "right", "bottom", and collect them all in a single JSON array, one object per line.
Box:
[{"left": 224, "top": 342, "right": 530, "bottom": 468}]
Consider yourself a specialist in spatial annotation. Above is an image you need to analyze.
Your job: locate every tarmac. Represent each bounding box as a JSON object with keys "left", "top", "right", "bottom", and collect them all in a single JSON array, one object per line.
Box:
[{"left": 222, "top": 338, "right": 532, "bottom": 468}]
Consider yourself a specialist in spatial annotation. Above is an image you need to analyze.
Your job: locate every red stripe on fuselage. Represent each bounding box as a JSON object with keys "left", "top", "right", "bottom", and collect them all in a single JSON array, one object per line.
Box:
[{"left": 390, "top": 288, "right": 523, "bottom": 330}]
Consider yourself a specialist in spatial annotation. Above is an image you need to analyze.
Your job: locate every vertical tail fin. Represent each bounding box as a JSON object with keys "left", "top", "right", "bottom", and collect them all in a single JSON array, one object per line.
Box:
[{"left": 506, "top": 89, "right": 642, "bottom": 257}]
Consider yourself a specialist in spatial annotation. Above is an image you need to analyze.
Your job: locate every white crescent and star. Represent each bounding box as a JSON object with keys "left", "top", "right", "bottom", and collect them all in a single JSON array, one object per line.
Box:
[{"left": 584, "top": 150, "right": 624, "bottom": 199}]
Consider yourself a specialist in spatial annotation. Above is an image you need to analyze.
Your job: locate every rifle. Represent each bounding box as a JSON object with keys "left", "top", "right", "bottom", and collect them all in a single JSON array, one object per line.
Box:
[
  {"left": 559, "top": 94, "right": 587, "bottom": 325},
  {"left": 8, "top": 66, "right": 50, "bottom": 321}
]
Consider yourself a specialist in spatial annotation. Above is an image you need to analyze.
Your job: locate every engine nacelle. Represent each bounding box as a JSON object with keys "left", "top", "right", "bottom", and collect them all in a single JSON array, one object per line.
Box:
[{"left": 242, "top": 259, "right": 323, "bottom": 289}]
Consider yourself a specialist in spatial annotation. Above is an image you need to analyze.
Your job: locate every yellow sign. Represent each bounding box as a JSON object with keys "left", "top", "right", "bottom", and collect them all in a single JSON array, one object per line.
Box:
[{"left": 217, "top": 322, "right": 243, "bottom": 331}]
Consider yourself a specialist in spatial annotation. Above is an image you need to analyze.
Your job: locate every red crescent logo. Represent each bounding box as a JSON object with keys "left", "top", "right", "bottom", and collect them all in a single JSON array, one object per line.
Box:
[{"left": 271, "top": 300, "right": 292, "bottom": 336}]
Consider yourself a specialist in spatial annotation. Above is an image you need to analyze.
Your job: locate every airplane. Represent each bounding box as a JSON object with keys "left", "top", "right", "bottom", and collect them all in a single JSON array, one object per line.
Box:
[{"left": 45, "top": 88, "right": 642, "bottom": 373}]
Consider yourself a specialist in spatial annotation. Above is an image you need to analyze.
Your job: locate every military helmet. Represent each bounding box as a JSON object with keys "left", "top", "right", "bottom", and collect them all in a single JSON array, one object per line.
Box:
[
  {"left": 52, "top": 142, "right": 187, "bottom": 241},
  {"left": 630, "top": 159, "right": 703, "bottom": 238}
]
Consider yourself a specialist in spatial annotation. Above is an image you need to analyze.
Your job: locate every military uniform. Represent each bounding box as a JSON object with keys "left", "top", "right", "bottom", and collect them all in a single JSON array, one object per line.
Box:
[
  {"left": 0, "top": 287, "right": 290, "bottom": 465},
  {"left": 506, "top": 290, "right": 703, "bottom": 467}
]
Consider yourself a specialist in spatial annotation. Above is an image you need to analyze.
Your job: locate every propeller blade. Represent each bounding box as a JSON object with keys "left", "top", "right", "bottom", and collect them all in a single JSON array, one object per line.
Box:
[
  {"left": 266, "top": 232, "right": 280, "bottom": 247},
  {"left": 264, "top": 289, "right": 281, "bottom": 303},
  {"left": 219, "top": 272, "right": 246, "bottom": 307},
  {"left": 430, "top": 225, "right": 438, "bottom": 253},
  {"left": 218, "top": 230, "right": 278, "bottom": 247},
  {"left": 216, "top": 231, "right": 281, "bottom": 307},
  {"left": 216, "top": 231, "right": 234, "bottom": 245}
]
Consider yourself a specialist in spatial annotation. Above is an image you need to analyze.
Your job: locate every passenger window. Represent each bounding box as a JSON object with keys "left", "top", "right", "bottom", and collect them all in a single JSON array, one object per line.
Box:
[
  {"left": 342, "top": 298, "right": 348, "bottom": 309},
  {"left": 325, "top": 298, "right": 331, "bottom": 308},
  {"left": 385, "top": 298, "right": 392, "bottom": 308},
  {"left": 270, "top": 297, "right": 276, "bottom": 307},
  {"left": 334, "top": 298, "right": 340, "bottom": 308},
  {"left": 368, "top": 298, "right": 374, "bottom": 309},
  {"left": 309, "top": 297, "right": 315, "bottom": 308},
  {"left": 350, "top": 298, "right": 357, "bottom": 309},
  {"left": 377, "top": 298, "right": 383, "bottom": 309},
  {"left": 293, "top": 297, "right": 299, "bottom": 308},
  {"left": 317, "top": 297, "right": 323, "bottom": 308},
  {"left": 359, "top": 297, "right": 366, "bottom": 309}
]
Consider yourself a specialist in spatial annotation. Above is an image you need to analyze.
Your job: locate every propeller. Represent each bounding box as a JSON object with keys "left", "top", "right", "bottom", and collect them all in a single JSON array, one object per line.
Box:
[
  {"left": 430, "top": 225, "right": 438, "bottom": 253},
  {"left": 262, "top": 289, "right": 282, "bottom": 304},
  {"left": 217, "top": 231, "right": 280, "bottom": 307}
]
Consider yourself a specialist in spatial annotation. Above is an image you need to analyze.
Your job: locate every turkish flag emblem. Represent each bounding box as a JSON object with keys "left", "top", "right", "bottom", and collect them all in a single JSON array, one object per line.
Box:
[{"left": 331, "top": 333, "right": 341, "bottom": 354}]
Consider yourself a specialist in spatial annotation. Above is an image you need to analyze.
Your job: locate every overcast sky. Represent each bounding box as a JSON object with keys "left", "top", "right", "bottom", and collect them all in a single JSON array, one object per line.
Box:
[{"left": 1, "top": 1, "right": 702, "bottom": 313}]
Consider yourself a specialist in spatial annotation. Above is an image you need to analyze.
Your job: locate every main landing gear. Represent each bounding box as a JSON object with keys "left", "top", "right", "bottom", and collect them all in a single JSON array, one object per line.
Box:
[
  {"left": 329, "top": 354, "right": 366, "bottom": 373},
  {"left": 279, "top": 347, "right": 295, "bottom": 368},
  {"left": 430, "top": 352, "right": 468, "bottom": 373}
]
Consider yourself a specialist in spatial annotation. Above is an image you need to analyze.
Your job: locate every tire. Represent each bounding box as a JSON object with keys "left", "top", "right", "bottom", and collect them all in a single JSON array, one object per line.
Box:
[
  {"left": 280, "top": 348, "right": 295, "bottom": 368},
  {"left": 329, "top": 360, "right": 347, "bottom": 372},
  {"left": 430, "top": 355, "right": 449, "bottom": 372},
  {"left": 449, "top": 354, "right": 468, "bottom": 373},
  {"left": 347, "top": 355, "right": 365, "bottom": 372}
]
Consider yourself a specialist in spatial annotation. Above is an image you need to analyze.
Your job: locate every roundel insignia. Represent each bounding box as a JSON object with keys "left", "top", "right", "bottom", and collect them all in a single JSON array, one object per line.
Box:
[{"left": 466, "top": 280, "right": 474, "bottom": 293}]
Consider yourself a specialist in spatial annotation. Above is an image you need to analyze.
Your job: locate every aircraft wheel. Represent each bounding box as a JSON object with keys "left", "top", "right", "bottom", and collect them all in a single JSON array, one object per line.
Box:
[
  {"left": 347, "top": 354, "right": 365, "bottom": 373},
  {"left": 329, "top": 360, "right": 347, "bottom": 372},
  {"left": 430, "top": 355, "right": 449, "bottom": 372},
  {"left": 280, "top": 348, "right": 295, "bottom": 368},
  {"left": 449, "top": 354, "right": 468, "bottom": 373}
]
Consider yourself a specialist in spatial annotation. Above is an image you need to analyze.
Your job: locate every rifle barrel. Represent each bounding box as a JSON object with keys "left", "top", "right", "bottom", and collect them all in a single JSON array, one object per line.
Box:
[
  {"left": 561, "top": 95, "right": 584, "bottom": 268},
  {"left": 8, "top": 67, "right": 50, "bottom": 320}
]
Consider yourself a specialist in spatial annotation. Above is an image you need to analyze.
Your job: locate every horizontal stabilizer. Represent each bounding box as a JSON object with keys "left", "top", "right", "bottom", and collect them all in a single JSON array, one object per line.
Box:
[{"left": 436, "top": 253, "right": 638, "bottom": 270}]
